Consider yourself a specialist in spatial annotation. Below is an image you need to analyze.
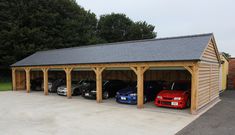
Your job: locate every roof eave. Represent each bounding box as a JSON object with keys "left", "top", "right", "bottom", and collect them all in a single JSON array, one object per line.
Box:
[{"left": 11, "top": 59, "right": 201, "bottom": 68}]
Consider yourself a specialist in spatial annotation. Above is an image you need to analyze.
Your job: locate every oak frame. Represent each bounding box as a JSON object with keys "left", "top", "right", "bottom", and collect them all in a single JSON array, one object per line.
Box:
[{"left": 12, "top": 61, "right": 199, "bottom": 114}]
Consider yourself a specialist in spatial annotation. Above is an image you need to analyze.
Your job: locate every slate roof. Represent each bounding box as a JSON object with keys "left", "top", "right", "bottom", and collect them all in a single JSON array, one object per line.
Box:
[{"left": 12, "top": 33, "right": 214, "bottom": 67}]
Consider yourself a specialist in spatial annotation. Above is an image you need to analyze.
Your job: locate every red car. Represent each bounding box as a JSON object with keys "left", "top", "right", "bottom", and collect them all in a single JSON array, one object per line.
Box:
[{"left": 155, "top": 81, "right": 191, "bottom": 109}]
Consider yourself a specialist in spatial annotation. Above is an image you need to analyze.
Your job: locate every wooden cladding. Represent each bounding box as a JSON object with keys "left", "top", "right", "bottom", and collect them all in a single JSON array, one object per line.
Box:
[
  {"left": 28, "top": 70, "right": 190, "bottom": 82},
  {"left": 202, "top": 41, "right": 219, "bottom": 63},
  {"left": 15, "top": 70, "right": 26, "bottom": 90},
  {"left": 197, "top": 39, "right": 220, "bottom": 110},
  {"left": 198, "top": 62, "right": 219, "bottom": 109}
]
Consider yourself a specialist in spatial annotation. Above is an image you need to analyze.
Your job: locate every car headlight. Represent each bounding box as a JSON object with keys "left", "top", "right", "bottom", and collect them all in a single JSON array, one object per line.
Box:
[
  {"left": 157, "top": 96, "right": 162, "bottom": 99},
  {"left": 129, "top": 93, "right": 137, "bottom": 96},
  {"left": 174, "top": 97, "right": 181, "bottom": 100},
  {"left": 90, "top": 90, "right": 96, "bottom": 93}
]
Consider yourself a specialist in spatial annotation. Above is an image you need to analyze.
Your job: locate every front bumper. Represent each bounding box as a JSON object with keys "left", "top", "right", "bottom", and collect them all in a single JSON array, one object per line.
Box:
[
  {"left": 155, "top": 99, "right": 186, "bottom": 109},
  {"left": 116, "top": 95, "right": 137, "bottom": 105},
  {"left": 57, "top": 89, "right": 67, "bottom": 96},
  {"left": 82, "top": 92, "right": 96, "bottom": 99}
]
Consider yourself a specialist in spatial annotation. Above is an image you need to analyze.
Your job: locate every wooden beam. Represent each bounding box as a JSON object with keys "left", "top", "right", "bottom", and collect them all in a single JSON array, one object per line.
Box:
[
  {"left": 12, "top": 61, "right": 197, "bottom": 70},
  {"left": 130, "top": 67, "right": 138, "bottom": 75},
  {"left": 96, "top": 70, "right": 102, "bottom": 103},
  {"left": 64, "top": 67, "right": 73, "bottom": 98},
  {"left": 131, "top": 66, "right": 149, "bottom": 108},
  {"left": 91, "top": 67, "right": 97, "bottom": 73},
  {"left": 190, "top": 64, "right": 199, "bottom": 114},
  {"left": 25, "top": 68, "right": 31, "bottom": 93},
  {"left": 42, "top": 68, "right": 49, "bottom": 95},
  {"left": 93, "top": 67, "right": 106, "bottom": 103},
  {"left": 12, "top": 68, "right": 16, "bottom": 91},
  {"left": 184, "top": 66, "right": 193, "bottom": 75},
  {"left": 137, "top": 67, "right": 144, "bottom": 108},
  {"left": 142, "top": 66, "right": 149, "bottom": 73}
]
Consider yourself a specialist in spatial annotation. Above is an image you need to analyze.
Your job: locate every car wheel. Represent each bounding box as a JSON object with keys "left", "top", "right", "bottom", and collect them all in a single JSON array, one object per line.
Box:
[
  {"left": 103, "top": 91, "right": 109, "bottom": 99},
  {"left": 186, "top": 98, "right": 190, "bottom": 108}
]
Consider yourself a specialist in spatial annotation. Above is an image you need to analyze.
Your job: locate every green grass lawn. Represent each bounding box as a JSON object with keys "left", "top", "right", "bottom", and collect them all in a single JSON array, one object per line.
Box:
[{"left": 0, "top": 82, "right": 12, "bottom": 91}]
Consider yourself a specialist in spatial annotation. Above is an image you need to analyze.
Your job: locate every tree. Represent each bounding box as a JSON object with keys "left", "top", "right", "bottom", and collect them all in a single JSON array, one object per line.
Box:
[
  {"left": 222, "top": 52, "right": 231, "bottom": 59},
  {"left": 97, "top": 13, "right": 156, "bottom": 43},
  {"left": 97, "top": 13, "right": 133, "bottom": 43},
  {"left": 0, "top": 0, "right": 98, "bottom": 68},
  {"left": 0, "top": 1, "right": 157, "bottom": 71},
  {"left": 128, "top": 21, "right": 156, "bottom": 40}
]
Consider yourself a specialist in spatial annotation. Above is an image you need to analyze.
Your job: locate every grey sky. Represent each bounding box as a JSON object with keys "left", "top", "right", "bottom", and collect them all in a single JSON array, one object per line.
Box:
[{"left": 76, "top": 0, "right": 235, "bottom": 56}]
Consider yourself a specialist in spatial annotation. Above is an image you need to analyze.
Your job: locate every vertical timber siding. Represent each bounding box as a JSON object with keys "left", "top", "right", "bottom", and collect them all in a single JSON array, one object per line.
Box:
[{"left": 16, "top": 70, "right": 26, "bottom": 90}]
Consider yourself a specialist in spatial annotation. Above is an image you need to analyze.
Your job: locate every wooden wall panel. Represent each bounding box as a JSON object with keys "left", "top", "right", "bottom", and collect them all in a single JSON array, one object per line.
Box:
[
  {"left": 31, "top": 71, "right": 42, "bottom": 79},
  {"left": 201, "top": 41, "right": 219, "bottom": 63},
  {"left": 198, "top": 62, "right": 220, "bottom": 109},
  {"left": 84, "top": 70, "right": 190, "bottom": 82},
  {"left": 34, "top": 70, "right": 190, "bottom": 82},
  {"left": 16, "top": 70, "right": 26, "bottom": 90},
  {"left": 72, "top": 71, "right": 95, "bottom": 81}
]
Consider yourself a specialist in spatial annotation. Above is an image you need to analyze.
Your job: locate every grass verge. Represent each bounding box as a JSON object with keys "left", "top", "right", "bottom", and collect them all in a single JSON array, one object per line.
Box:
[{"left": 0, "top": 82, "right": 12, "bottom": 91}]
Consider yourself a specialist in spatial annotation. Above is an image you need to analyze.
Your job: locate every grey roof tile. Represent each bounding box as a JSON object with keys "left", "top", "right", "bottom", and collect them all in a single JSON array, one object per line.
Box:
[{"left": 12, "top": 33, "right": 213, "bottom": 67}]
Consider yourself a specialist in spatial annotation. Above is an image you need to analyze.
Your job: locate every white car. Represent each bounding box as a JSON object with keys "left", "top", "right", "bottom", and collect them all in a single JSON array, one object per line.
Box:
[{"left": 57, "top": 81, "right": 82, "bottom": 96}]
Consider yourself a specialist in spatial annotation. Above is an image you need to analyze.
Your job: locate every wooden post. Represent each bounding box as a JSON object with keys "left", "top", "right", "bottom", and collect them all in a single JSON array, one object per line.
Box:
[
  {"left": 92, "top": 67, "right": 105, "bottom": 103},
  {"left": 25, "top": 68, "right": 31, "bottom": 93},
  {"left": 185, "top": 65, "right": 199, "bottom": 114},
  {"left": 131, "top": 66, "right": 149, "bottom": 108},
  {"left": 64, "top": 67, "right": 73, "bottom": 98},
  {"left": 42, "top": 68, "right": 49, "bottom": 95},
  {"left": 12, "top": 68, "right": 16, "bottom": 91}
]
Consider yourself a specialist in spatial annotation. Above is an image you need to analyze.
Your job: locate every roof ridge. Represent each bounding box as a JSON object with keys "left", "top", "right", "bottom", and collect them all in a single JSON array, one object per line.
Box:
[
  {"left": 37, "top": 33, "right": 213, "bottom": 53},
  {"left": 155, "top": 33, "right": 213, "bottom": 41}
]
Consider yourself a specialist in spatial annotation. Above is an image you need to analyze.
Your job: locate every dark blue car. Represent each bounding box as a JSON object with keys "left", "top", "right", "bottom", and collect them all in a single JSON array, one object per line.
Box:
[{"left": 116, "top": 81, "right": 164, "bottom": 104}]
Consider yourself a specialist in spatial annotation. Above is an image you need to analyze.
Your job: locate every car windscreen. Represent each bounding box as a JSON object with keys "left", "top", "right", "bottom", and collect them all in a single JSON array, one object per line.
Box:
[
  {"left": 82, "top": 80, "right": 95, "bottom": 85},
  {"left": 172, "top": 82, "right": 190, "bottom": 91},
  {"left": 144, "top": 81, "right": 156, "bottom": 88},
  {"left": 103, "top": 81, "right": 109, "bottom": 86},
  {"left": 79, "top": 80, "right": 84, "bottom": 84},
  {"left": 72, "top": 81, "right": 79, "bottom": 85}
]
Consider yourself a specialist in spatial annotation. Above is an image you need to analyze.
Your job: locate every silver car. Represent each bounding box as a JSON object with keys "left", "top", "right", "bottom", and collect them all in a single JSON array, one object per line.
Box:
[{"left": 57, "top": 81, "right": 81, "bottom": 96}]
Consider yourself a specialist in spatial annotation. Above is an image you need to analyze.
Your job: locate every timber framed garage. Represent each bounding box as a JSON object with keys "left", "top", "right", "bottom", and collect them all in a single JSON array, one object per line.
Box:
[{"left": 11, "top": 33, "right": 220, "bottom": 114}]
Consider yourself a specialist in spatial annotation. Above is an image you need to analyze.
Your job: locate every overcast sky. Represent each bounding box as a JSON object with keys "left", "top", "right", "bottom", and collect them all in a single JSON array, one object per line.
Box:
[{"left": 76, "top": 0, "right": 235, "bottom": 56}]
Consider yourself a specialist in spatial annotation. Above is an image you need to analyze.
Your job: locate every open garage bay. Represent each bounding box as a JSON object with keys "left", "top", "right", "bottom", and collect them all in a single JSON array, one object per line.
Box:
[{"left": 0, "top": 91, "right": 198, "bottom": 135}]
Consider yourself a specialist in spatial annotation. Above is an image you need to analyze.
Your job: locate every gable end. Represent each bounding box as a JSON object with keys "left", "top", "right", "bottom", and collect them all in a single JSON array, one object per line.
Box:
[{"left": 201, "top": 37, "right": 220, "bottom": 63}]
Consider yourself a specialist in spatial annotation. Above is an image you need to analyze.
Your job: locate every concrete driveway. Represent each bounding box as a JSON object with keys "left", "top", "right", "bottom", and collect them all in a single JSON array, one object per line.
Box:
[{"left": 0, "top": 91, "right": 198, "bottom": 135}]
